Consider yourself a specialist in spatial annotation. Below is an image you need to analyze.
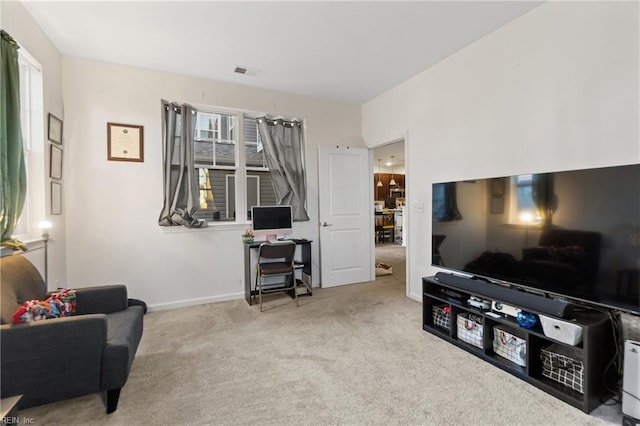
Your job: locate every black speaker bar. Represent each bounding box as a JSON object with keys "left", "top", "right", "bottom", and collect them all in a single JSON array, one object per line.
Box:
[{"left": 433, "top": 272, "right": 571, "bottom": 318}]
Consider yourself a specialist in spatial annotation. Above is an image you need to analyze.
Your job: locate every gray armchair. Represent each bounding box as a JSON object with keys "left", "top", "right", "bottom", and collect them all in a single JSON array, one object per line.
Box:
[{"left": 0, "top": 255, "right": 143, "bottom": 413}]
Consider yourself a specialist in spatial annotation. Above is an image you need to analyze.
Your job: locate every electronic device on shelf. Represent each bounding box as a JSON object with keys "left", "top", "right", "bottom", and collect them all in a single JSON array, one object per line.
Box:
[
  {"left": 439, "top": 288, "right": 464, "bottom": 303},
  {"left": 431, "top": 163, "right": 640, "bottom": 315},
  {"left": 251, "top": 205, "right": 293, "bottom": 241},
  {"left": 468, "top": 296, "right": 491, "bottom": 310},
  {"left": 435, "top": 272, "right": 570, "bottom": 318},
  {"left": 491, "top": 301, "right": 521, "bottom": 318}
]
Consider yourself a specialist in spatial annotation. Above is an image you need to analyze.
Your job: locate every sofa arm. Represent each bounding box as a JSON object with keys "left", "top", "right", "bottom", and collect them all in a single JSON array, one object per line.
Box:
[
  {"left": 73, "top": 285, "right": 128, "bottom": 315},
  {"left": 0, "top": 315, "right": 107, "bottom": 408}
]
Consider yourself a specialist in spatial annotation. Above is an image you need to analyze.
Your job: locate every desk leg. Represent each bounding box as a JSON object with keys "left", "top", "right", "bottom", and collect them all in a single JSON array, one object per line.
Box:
[
  {"left": 244, "top": 244, "right": 253, "bottom": 305},
  {"left": 301, "top": 243, "right": 312, "bottom": 296}
]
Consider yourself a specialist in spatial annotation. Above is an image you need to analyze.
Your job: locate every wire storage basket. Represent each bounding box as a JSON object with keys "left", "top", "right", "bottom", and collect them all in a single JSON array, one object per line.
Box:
[
  {"left": 432, "top": 305, "right": 451, "bottom": 331},
  {"left": 540, "top": 343, "right": 584, "bottom": 394},
  {"left": 457, "top": 312, "right": 484, "bottom": 349},
  {"left": 493, "top": 325, "right": 527, "bottom": 367}
]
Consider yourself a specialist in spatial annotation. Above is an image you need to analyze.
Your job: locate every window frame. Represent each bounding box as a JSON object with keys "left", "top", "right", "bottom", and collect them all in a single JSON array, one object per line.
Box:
[
  {"left": 224, "top": 174, "right": 260, "bottom": 220},
  {"left": 192, "top": 106, "right": 278, "bottom": 227},
  {"left": 12, "top": 48, "right": 46, "bottom": 242}
]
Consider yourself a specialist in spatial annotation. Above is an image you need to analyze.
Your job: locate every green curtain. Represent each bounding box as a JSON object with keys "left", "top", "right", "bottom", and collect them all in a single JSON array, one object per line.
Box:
[
  {"left": 0, "top": 30, "right": 27, "bottom": 249},
  {"left": 532, "top": 173, "right": 554, "bottom": 226}
]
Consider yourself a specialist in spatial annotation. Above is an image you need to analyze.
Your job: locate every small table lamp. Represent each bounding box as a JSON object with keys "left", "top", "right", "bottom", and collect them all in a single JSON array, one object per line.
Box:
[
  {"left": 519, "top": 212, "right": 535, "bottom": 247},
  {"left": 39, "top": 221, "right": 52, "bottom": 287}
]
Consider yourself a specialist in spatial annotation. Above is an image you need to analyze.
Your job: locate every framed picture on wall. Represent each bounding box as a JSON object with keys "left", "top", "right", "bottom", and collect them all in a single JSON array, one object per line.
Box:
[
  {"left": 49, "top": 144, "right": 63, "bottom": 180},
  {"left": 48, "top": 113, "right": 63, "bottom": 145},
  {"left": 490, "top": 196, "right": 504, "bottom": 214},
  {"left": 107, "top": 122, "right": 144, "bottom": 162},
  {"left": 490, "top": 178, "right": 506, "bottom": 196},
  {"left": 490, "top": 178, "right": 505, "bottom": 214},
  {"left": 51, "top": 182, "right": 62, "bottom": 215}
]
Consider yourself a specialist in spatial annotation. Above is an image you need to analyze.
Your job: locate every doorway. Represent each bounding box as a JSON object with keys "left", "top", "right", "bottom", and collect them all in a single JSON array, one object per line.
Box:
[{"left": 372, "top": 140, "right": 406, "bottom": 290}]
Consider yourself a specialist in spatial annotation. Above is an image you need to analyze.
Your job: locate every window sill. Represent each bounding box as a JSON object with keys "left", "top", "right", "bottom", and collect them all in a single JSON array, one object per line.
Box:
[
  {"left": 160, "top": 222, "right": 250, "bottom": 234},
  {"left": 0, "top": 237, "right": 46, "bottom": 257}
]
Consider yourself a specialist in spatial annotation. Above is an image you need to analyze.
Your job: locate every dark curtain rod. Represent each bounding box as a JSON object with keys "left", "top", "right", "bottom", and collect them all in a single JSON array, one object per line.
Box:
[
  {"left": 257, "top": 117, "right": 302, "bottom": 127},
  {"left": 1, "top": 30, "right": 20, "bottom": 49},
  {"left": 160, "top": 102, "right": 301, "bottom": 125}
]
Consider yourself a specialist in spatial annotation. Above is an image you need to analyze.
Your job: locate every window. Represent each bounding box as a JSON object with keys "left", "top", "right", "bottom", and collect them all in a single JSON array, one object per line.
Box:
[
  {"left": 512, "top": 174, "right": 538, "bottom": 223},
  {"left": 12, "top": 48, "right": 45, "bottom": 239},
  {"left": 194, "top": 112, "right": 275, "bottom": 222}
]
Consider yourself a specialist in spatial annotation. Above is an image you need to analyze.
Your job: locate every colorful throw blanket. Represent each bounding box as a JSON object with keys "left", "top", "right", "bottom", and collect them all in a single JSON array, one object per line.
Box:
[{"left": 12, "top": 289, "right": 77, "bottom": 324}]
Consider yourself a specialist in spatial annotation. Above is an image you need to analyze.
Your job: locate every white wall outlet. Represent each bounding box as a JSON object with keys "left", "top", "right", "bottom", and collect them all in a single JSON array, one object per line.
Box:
[{"left": 413, "top": 202, "right": 424, "bottom": 213}]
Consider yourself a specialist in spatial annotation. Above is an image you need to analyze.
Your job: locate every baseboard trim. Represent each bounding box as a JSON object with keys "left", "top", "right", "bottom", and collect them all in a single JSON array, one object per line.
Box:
[
  {"left": 147, "top": 292, "right": 245, "bottom": 312},
  {"left": 407, "top": 292, "right": 422, "bottom": 303}
]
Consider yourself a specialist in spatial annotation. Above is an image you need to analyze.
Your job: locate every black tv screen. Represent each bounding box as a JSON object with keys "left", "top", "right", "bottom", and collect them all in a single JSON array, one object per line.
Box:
[{"left": 432, "top": 163, "right": 640, "bottom": 315}]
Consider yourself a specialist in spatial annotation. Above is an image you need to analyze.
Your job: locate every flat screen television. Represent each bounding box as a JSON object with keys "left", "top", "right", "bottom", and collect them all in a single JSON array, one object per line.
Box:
[
  {"left": 432, "top": 163, "right": 640, "bottom": 315},
  {"left": 251, "top": 205, "right": 293, "bottom": 241}
]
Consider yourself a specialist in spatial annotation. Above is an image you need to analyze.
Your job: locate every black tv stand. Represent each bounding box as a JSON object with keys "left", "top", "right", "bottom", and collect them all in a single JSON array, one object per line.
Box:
[
  {"left": 423, "top": 275, "right": 617, "bottom": 413},
  {"left": 434, "top": 271, "right": 571, "bottom": 318}
]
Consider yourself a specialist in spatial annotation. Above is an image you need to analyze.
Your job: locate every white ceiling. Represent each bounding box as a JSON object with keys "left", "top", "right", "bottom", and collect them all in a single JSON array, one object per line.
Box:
[{"left": 20, "top": 1, "right": 542, "bottom": 105}]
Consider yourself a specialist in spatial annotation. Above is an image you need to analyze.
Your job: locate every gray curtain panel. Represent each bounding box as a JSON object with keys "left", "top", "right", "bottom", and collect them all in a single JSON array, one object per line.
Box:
[
  {"left": 256, "top": 117, "right": 309, "bottom": 221},
  {"left": 532, "top": 173, "right": 555, "bottom": 226},
  {"left": 158, "top": 101, "right": 207, "bottom": 228}
]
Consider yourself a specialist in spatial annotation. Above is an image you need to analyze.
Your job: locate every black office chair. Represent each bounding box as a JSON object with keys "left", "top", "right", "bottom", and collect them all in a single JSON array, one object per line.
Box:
[{"left": 254, "top": 241, "right": 298, "bottom": 312}]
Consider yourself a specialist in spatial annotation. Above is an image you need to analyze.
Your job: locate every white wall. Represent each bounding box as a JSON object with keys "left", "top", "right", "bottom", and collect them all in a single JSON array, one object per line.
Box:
[
  {"left": 62, "top": 57, "right": 363, "bottom": 309},
  {"left": 1, "top": 1, "right": 67, "bottom": 288},
  {"left": 362, "top": 1, "right": 639, "bottom": 301}
]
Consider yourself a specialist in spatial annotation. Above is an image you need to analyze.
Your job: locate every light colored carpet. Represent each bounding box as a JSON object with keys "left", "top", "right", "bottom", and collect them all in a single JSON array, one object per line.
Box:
[{"left": 20, "top": 244, "right": 623, "bottom": 425}]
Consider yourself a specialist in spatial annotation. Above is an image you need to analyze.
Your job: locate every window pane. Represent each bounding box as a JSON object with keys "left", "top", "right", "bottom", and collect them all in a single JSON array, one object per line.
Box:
[
  {"left": 194, "top": 168, "right": 236, "bottom": 221},
  {"left": 195, "top": 112, "right": 214, "bottom": 141},
  {"left": 244, "top": 117, "right": 266, "bottom": 168},
  {"left": 194, "top": 112, "right": 236, "bottom": 167},
  {"left": 517, "top": 186, "right": 535, "bottom": 211},
  {"left": 248, "top": 170, "right": 276, "bottom": 208},
  {"left": 246, "top": 176, "right": 259, "bottom": 219},
  {"left": 214, "top": 114, "right": 236, "bottom": 166},
  {"left": 515, "top": 175, "right": 535, "bottom": 214},
  {"left": 227, "top": 175, "right": 236, "bottom": 220}
]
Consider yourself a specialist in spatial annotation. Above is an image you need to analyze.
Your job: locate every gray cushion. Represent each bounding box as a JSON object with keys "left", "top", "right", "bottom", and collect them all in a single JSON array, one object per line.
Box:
[{"left": 74, "top": 285, "right": 128, "bottom": 315}]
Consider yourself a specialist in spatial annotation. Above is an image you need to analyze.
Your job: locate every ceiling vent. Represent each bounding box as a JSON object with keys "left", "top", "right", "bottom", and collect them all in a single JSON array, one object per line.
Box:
[{"left": 234, "top": 65, "right": 261, "bottom": 77}]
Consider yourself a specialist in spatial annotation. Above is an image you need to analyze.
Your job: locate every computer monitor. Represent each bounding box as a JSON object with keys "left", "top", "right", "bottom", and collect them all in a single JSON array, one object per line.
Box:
[{"left": 251, "top": 205, "right": 293, "bottom": 241}]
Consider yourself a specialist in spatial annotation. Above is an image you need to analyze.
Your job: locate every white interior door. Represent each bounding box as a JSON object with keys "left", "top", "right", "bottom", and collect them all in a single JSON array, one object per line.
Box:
[{"left": 318, "top": 145, "right": 374, "bottom": 287}]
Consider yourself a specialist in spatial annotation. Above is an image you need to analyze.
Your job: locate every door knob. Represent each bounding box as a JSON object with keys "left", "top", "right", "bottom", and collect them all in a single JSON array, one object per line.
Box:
[{"left": 322, "top": 222, "right": 333, "bottom": 227}]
